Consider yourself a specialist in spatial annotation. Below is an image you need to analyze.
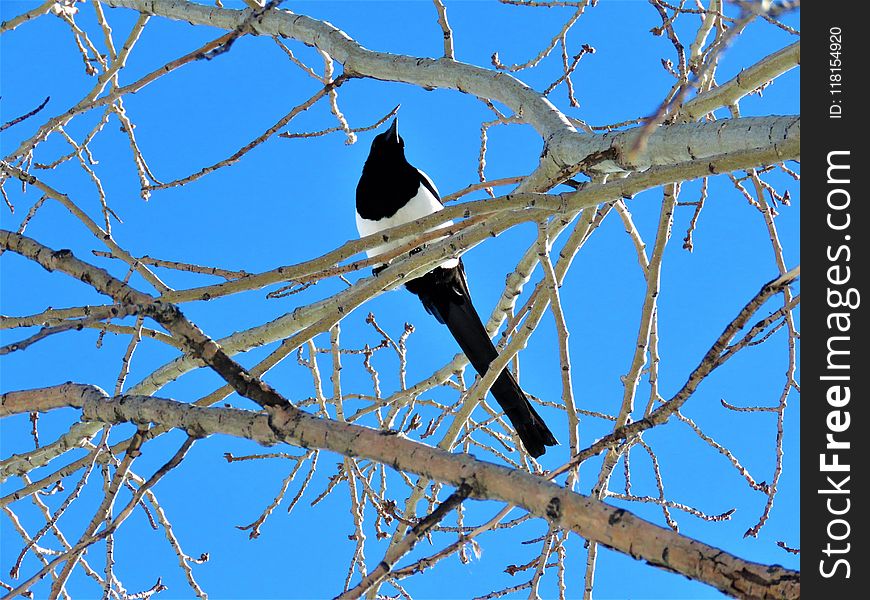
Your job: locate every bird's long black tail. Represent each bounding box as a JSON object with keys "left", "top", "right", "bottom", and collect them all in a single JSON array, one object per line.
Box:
[
  {"left": 407, "top": 268, "right": 558, "bottom": 457},
  {"left": 441, "top": 299, "right": 558, "bottom": 457}
]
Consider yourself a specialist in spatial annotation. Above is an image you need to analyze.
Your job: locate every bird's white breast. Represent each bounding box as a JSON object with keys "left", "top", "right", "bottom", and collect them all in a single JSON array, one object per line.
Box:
[{"left": 356, "top": 175, "right": 458, "bottom": 269}]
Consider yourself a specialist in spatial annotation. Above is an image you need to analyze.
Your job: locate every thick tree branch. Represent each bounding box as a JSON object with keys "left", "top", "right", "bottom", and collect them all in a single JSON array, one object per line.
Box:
[
  {"left": 3, "top": 384, "right": 800, "bottom": 600},
  {"left": 683, "top": 41, "right": 800, "bottom": 120},
  {"left": 99, "top": 0, "right": 799, "bottom": 191}
]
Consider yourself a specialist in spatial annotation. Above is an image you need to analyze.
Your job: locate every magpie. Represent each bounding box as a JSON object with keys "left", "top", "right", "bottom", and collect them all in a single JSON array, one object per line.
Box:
[{"left": 355, "top": 118, "right": 558, "bottom": 458}]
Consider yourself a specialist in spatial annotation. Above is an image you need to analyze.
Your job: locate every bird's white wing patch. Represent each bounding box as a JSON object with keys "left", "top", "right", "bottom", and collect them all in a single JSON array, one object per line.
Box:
[{"left": 357, "top": 182, "right": 458, "bottom": 269}]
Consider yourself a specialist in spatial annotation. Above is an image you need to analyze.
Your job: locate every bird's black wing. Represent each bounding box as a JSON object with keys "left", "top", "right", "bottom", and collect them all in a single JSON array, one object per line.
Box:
[{"left": 417, "top": 169, "right": 442, "bottom": 206}]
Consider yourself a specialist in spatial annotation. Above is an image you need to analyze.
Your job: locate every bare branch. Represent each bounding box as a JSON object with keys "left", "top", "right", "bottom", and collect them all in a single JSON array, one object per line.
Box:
[
  {"left": 0, "top": 97, "right": 51, "bottom": 134},
  {"left": 432, "top": 0, "right": 455, "bottom": 60}
]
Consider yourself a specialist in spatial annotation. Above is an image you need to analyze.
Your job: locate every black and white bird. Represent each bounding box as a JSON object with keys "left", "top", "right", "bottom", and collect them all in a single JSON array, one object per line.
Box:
[{"left": 356, "top": 118, "right": 558, "bottom": 458}]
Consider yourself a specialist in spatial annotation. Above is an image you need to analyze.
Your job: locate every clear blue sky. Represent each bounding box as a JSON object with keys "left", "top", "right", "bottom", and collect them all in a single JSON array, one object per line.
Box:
[{"left": 1, "top": 1, "right": 799, "bottom": 598}]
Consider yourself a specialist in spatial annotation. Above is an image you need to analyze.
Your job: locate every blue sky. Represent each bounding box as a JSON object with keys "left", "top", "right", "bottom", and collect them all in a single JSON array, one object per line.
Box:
[{"left": 1, "top": 1, "right": 799, "bottom": 598}]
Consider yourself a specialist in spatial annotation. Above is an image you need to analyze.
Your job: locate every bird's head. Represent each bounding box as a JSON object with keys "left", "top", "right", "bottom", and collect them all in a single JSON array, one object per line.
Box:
[{"left": 365, "top": 118, "right": 406, "bottom": 165}]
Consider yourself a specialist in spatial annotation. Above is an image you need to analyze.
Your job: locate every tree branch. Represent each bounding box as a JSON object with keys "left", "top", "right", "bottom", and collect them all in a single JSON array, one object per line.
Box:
[{"left": 4, "top": 384, "right": 800, "bottom": 600}]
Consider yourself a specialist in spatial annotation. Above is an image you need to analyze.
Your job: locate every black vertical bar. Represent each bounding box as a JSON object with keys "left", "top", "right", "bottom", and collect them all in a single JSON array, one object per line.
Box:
[{"left": 802, "top": 4, "right": 865, "bottom": 598}]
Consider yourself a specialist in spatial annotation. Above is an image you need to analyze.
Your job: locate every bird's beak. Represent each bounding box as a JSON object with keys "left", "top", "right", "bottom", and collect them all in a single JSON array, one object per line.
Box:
[{"left": 386, "top": 118, "right": 399, "bottom": 143}]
